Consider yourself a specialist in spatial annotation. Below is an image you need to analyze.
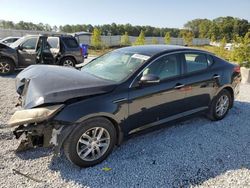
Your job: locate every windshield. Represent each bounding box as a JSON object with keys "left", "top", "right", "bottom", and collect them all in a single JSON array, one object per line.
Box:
[
  {"left": 10, "top": 36, "right": 27, "bottom": 48},
  {"left": 81, "top": 50, "right": 151, "bottom": 82}
]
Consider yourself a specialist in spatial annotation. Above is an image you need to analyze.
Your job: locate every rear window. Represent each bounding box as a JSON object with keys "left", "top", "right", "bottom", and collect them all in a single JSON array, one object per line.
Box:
[{"left": 62, "top": 38, "right": 79, "bottom": 48}]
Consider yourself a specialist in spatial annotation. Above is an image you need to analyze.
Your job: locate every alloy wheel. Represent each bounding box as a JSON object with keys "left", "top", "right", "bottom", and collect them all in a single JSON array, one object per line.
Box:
[
  {"left": 76, "top": 127, "right": 110, "bottom": 161},
  {"left": 215, "top": 95, "right": 229, "bottom": 117},
  {"left": 63, "top": 59, "right": 74, "bottom": 67},
  {"left": 0, "top": 62, "right": 11, "bottom": 74}
]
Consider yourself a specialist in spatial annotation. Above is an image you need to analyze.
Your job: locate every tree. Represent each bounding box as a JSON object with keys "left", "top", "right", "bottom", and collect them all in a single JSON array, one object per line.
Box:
[
  {"left": 45, "top": 24, "right": 52, "bottom": 31},
  {"left": 184, "top": 17, "right": 250, "bottom": 41},
  {"left": 120, "top": 32, "right": 130, "bottom": 46},
  {"left": 133, "top": 30, "right": 145, "bottom": 45},
  {"left": 52, "top": 25, "right": 58, "bottom": 32},
  {"left": 220, "top": 37, "right": 227, "bottom": 47},
  {"left": 0, "top": 16, "right": 249, "bottom": 40},
  {"left": 216, "top": 37, "right": 228, "bottom": 59},
  {"left": 151, "top": 37, "right": 158, "bottom": 44},
  {"left": 91, "top": 28, "right": 102, "bottom": 49},
  {"left": 211, "top": 35, "right": 216, "bottom": 42},
  {"left": 198, "top": 20, "right": 211, "bottom": 38},
  {"left": 231, "top": 31, "right": 250, "bottom": 67},
  {"left": 180, "top": 30, "right": 194, "bottom": 46},
  {"left": 164, "top": 32, "right": 171, "bottom": 44}
]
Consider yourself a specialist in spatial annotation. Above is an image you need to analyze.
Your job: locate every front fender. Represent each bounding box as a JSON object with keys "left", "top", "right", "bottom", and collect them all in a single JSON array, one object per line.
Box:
[
  {"left": 54, "top": 100, "right": 122, "bottom": 124},
  {"left": 53, "top": 95, "right": 128, "bottom": 153},
  {"left": 53, "top": 90, "right": 128, "bottom": 125}
]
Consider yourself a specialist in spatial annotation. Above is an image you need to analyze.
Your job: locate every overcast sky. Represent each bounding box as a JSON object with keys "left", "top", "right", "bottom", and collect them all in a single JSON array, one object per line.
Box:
[{"left": 0, "top": 0, "right": 249, "bottom": 28}]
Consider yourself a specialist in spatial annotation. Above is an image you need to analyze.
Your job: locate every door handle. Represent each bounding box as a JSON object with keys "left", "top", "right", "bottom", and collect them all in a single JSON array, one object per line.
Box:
[
  {"left": 213, "top": 75, "right": 220, "bottom": 79},
  {"left": 174, "top": 84, "right": 185, "bottom": 89}
]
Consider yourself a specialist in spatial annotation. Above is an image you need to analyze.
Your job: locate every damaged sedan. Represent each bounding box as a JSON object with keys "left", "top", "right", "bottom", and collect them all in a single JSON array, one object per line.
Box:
[{"left": 8, "top": 45, "right": 241, "bottom": 167}]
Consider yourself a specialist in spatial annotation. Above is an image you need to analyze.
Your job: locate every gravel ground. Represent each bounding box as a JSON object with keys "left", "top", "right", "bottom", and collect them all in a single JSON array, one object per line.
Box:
[{"left": 0, "top": 72, "right": 250, "bottom": 188}]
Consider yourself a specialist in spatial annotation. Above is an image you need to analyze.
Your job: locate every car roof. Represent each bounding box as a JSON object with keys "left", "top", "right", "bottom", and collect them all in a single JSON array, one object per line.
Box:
[
  {"left": 21, "top": 34, "right": 74, "bottom": 38},
  {"left": 117, "top": 45, "right": 208, "bottom": 56},
  {"left": 0, "top": 36, "right": 20, "bottom": 40}
]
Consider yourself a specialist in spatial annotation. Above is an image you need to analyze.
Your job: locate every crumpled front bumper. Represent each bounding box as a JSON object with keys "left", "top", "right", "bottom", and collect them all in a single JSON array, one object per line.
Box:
[
  {"left": 12, "top": 121, "right": 74, "bottom": 155},
  {"left": 8, "top": 104, "right": 74, "bottom": 155}
]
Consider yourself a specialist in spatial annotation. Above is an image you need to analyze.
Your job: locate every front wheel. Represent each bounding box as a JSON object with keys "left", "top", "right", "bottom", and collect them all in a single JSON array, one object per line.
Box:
[
  {"left": 0, "top": 58, "right": 14, "bottom": 75},
  {"left": 63, "top": 117, "right": 116, "bottom": 167},
  {"left": 207, "top": 89, "right": 232, "bottom": 121}
]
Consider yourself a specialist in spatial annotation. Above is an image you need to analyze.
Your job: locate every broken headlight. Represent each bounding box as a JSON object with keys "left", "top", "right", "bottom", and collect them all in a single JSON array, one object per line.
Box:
[{"left": 8, "top": 104, "right": 64, "bottom": 127}]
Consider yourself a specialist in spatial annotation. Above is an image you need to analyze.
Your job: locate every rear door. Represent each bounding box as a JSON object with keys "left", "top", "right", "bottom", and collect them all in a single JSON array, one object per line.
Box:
[
  {"left": 180, "top": 52, "right": 221, "bottom": 111},
  {"left": 37, "top": 37, "right": 60, "bottom": 64},
  {"left": 18, "top": 37, "right": 38, "bottom": 67}
]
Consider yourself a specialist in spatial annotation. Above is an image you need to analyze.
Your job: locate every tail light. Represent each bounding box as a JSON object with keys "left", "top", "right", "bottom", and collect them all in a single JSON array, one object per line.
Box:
[
  {"left": 234, "top": 65, "right": 240, "bottom": 73},
  {"left": 233, "top": 65, "right": 241, "bottom": 73},
  {"left": 80, "top": 47, "right": 83, "bottom": 56}
]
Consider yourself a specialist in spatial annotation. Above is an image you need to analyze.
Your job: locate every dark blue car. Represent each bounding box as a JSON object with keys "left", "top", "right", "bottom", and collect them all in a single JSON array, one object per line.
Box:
[{"left": 8, "top": 45, "right": 241, "bottom": 167}]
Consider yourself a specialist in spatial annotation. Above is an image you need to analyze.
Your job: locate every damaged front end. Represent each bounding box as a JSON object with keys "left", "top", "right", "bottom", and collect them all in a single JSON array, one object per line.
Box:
[{"left": 8, "top": 104, "right": 71, "bottom": 155}]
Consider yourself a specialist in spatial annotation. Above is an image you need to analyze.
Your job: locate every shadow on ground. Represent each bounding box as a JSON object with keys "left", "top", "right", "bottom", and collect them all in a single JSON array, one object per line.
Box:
[
  {"left": 17, "top": 100, "right": 250, "bottom": 187},
  {"left": 0, "top": 70, "right": 21, "bottom": 78}
]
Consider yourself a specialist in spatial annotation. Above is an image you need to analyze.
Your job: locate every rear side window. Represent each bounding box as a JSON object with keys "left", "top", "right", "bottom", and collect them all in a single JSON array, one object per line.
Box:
[
  {"left": 62, "top": 38, "right": 79, "bottom": 48},
  {"left": 184, "top": 53, "right": 208, "bottom": 73}
]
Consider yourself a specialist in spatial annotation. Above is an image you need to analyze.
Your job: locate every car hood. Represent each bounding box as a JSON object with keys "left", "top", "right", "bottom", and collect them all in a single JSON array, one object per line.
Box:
[{"left": 16, "top": 65, "right": 117, "bottom": 109}]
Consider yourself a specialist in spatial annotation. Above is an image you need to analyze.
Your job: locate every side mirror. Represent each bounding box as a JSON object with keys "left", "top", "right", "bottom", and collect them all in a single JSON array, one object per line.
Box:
[
  {"left": 18, "top": 45, "right": 24, "bottom": 50},
  {"left": 139, "top": 74, "right": 160, "bottom": 85}
]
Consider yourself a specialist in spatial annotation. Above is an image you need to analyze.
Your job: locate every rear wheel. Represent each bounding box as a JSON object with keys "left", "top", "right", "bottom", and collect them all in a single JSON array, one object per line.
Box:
[
  {"left": 0, "top": 58, "right": 14, "bottom": 75},
  {"left": 61, "top": 57, "right": 76, "bottom": 68},
  {"left": 63, "top": 117, "right": 116, "bottom": 167},
  {"left": 207, "top": 89, "right": 232, "bottom": 121}
]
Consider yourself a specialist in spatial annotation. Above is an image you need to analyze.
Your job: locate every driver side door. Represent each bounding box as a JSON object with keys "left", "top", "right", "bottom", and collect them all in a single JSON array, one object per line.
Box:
[
  {"left": 18, "top": 37, "right": 39, "bottom": 67},
  {"left": 127, "top": 53, "right": 187, "bottom": 135}
]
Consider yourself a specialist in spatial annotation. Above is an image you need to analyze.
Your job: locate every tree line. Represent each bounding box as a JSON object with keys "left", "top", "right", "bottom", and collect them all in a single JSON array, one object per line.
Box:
[
  {"left": 184, "top": 16, "right": 249, "bottom": 42},
  {"left": 90, "top": 28, "right": 250, "bottom": 67},
  {"left": 0, "top": 16, "right": 249, "bottom": 41}
]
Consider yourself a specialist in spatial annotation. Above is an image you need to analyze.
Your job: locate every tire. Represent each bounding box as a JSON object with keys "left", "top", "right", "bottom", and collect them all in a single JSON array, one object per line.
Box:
[
  {"left": 61, "top": 57, "right": 76, "bottom": 68},
  {"left": 207, "top": 89, "right": 232, "bottom": 121},
  {"left": 0, "top": 58, "right": 14, "bottom": 75},
  {"left": 63, "top": 117, "right": 117, "bottom": 167}
]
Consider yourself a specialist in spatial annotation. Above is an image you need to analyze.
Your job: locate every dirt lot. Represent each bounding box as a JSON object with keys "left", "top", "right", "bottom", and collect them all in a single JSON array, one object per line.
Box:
[{"left": 0, "top": 72, "right": 250, "bottom": 188}]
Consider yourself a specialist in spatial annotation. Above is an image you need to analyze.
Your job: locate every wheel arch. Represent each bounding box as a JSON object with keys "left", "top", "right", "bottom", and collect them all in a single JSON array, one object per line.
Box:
[
  {"left": 59, "top": 55, "right": 77, "bottom": 65},
  {"left": 55, "top": 113, "right": 124, "bottom": 155},
  {"left": 75, "top": 113, "right": 124, "bottom": 146},
  {"left": 215, "top": 85, "right": 234, "bottom": 108},
  {"left": 0, "top": 56, "right": 16, "bottom": 67}
]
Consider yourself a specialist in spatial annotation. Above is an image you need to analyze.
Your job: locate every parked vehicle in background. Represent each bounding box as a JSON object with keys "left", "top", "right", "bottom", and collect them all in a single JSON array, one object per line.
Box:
[
  {"left": 0, "top": 35, "right": 83, "bottom": 75},
  {"left": 224, "top": 43, "right": 233, "bottom": 51},
  {"left": 0, "top": 37, "right": 20, "bottom": 46},
  {"left": 8, "top": 45, "right": 241, "bottom": 167}
]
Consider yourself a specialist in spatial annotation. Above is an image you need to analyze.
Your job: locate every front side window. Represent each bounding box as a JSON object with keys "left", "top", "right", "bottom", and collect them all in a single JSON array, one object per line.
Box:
[
  {"left": 143, "top": 54, "right": 181, "bottom": 80},
  {"left": 184, "top": 53, "right": 208, "bottom": 73},
  {"left": 21, "top": 37, "right": 38, "bottom": 50},
  {"left": 82, "top": 51, "right": 150, "bottom": 82}
]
